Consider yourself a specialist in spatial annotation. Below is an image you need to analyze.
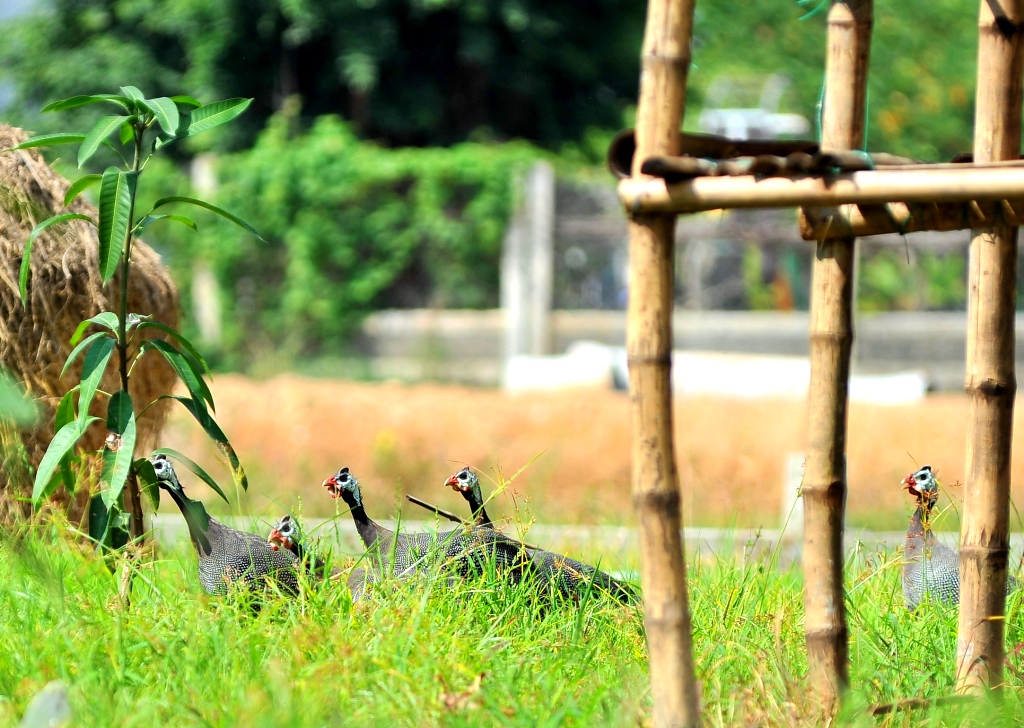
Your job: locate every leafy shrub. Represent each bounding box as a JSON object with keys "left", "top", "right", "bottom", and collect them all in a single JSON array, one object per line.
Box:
[{"left": 194, "top": 113, "right": 544, "bottom": 364}]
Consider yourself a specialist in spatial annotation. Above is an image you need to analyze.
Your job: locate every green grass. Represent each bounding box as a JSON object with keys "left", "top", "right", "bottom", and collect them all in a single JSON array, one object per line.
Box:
[{"left": 3, "top": 523, "right": 1024, "bottom": 727}]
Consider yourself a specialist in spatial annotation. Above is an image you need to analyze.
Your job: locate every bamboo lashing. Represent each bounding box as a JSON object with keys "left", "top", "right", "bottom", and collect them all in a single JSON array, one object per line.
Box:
[
  {"left": 626, "top": 0, "right": 701, "bottom": 725},
  {"left": 955, "top": 0, "right": 1024, "bottom": 695}
]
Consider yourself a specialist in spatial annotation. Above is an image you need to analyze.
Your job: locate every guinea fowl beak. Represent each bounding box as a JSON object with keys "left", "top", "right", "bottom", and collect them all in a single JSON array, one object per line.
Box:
[
  {"left": 323, "top": 475, "right": 341, "bottom": 498},
  {"left": 901, "top": 472, "right": 920, "bottom": 497},
  {"left": 445, "top": 475, "right": 461, "bottom": 491},
  {"left": 268, "top": 528, "right": 283, "bottom": 551}
]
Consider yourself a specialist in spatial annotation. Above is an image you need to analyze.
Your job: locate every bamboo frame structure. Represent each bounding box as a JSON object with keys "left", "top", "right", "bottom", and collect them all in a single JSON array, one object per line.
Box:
[
  {"left": 800, "top": 1, "right": 870, "bottom": 713},
  {"left": 617, "top": 165, "right": 1024, "bottom": 214},
  {"left": 626, "top": 0, "right": 701, "bottom": 725},
  {"left": 955, "top": 0, "right": 1024, "bottom": 695},
  {"left": 799, "top": 198, "right": 1024, "bottom": 240}
]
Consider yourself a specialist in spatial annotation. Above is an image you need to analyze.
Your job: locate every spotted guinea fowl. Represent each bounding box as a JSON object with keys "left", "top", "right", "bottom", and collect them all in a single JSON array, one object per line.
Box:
[
  {"left": 323, "top": 466, "right": 532, "bottom": 584},
  {"left": 901, "top": 465, "right": 1017, "bottom": 610},
  {"left": 152, "top": 454, "right": 298, "bottom": 596},
  {"left": 444, "top": 466, "right": 638, "bottom": 604},
  {"left": 267, "top": 515, "right": 337, "bottom": 580},
  {"left": 267, "top": 514, "right": 373, "bottom": 600}
]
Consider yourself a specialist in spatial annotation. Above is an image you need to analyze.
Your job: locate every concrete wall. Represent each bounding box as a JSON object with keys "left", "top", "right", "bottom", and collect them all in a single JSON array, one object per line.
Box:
[{"left": 353, "top": 308, "right": 1005, "bottom": 391}]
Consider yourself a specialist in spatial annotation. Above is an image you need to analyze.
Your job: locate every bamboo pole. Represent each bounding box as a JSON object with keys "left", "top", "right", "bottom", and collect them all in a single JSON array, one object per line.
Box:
[
  {"left": 799, "top": 199, "right": 1024, "bottom": 240},
  {"left": 617, "top": 165, "right": 1024, "bottom": 214},
  {"left": 801, "top": 1, "right": 871, "bottom": 714},
  {"left": 627, "top": 0, "right": 700, "bottom": 726},
  {"left": 955, "top": 0, "right": 1024, "bottom": 695}
]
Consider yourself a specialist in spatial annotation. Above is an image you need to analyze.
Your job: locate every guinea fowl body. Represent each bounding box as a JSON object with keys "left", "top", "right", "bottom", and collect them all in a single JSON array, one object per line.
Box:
[
  {"left": 903, "top": 501, "right": 961, "bottom": 610},
  {"left": 153, "top": 455, "right": 298, "bottom": 596},
  {"left": 324, "top": 467, "right": 533, "bottom": 589},
  {"left": 445, "top": 467, "right": 638, "bottom": 604},
  {"left": 901, "top": 465, "right": 1016, "bottom": 610}
]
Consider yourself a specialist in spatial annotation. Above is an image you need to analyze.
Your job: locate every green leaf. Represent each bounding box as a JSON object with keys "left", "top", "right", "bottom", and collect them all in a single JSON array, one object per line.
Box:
[
  {"left": 88, "top": 493, "right": 110, "bottom": 544},
  {"left": 78, "top": 336, "right": 115, "bottom": 420},
  {"left": 101, "top": 391, "right": 136, "bottom": 508},
  {"left": 185, "top": 98, "right": 252, "bottom": 137},
  {"left": 135, "top": 322, "right": 210, "bottom": 374},
  {"left": 20, "top": 213, "right": 95, "bottom": 304},
  {"left": 32, "top": 418, "right": 98, "bottom": 505},
  {"left": 134, "top": 458, "right": 160, "bottom": 510},
  {"left": 70, "top": 312, "right": 120, "bottom": 346},
  {"left": 142, "top": 97, "right": 180, "bottom": 137},
  {"left": 61, "top": 331, "right": 112, "bottom": 378},
  {"left": 170, "top": 95, "right": 202, "bottom": 108},
  {"left": 53, "top": 390, "right": 77, "bottom": 493},
  {"left": 10, "top": 133, "right": 86, "bottom": 150},
  {"left": 120, "top": 86, "right": 145, "bottom": 103},
  {"left": 54, "top": 390, "right": 76, "bottom": 431},
  {"left": 97, "top": 168, "right": 137, "bottom": 283},
  {"left": 165, "top": 397, "right": 246, "bottom": 492},
  {"left": 64, "top": 175, "right": 102, "bottom": 207},
  {"left": 151, "top": 446, "right": 230, "bottom": 503},
  {"left": 150, "top": 196, "right": 264, "bottom": 242},
  {"left": 78, "top": 116, "right": 130, "bottom": 167},
  {"left": 41, "top": 94, "right": 131, "bottom": 113},
  {"left": 133, "top": 214, "right": 197, "bottom": 235},
  {"left": 145, "top": 340, "right": 215, "bottom": 412},
  {"left": 119, "top": 122, "right": 134, "bottom": 146}
]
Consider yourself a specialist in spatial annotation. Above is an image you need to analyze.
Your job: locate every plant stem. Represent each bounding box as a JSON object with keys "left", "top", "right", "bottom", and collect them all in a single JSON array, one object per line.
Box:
[{"left": 121, "top": 127, "right": 145, "bottom": 542}]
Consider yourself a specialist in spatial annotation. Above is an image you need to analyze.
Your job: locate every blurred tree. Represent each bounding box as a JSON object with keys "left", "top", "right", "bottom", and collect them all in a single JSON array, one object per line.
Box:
[{"left": 0, "top": 0, "right": 646, "bottom": 149}]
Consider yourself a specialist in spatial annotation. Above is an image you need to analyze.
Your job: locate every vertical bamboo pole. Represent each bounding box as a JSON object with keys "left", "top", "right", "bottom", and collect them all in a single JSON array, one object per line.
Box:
[
  {"left": 627, "top": 0, "right": 700, "bottom": 726},
  {"left": 802, "top": 0, "right": 872, "bottom": 715},
  {"left": 956, "top": 0, "right": 1024, "bottom": 695}
]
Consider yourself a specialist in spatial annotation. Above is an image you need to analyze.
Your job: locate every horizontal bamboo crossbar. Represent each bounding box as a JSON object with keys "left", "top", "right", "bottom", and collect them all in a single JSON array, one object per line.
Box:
[
  {"left": 619, "top": 165, "right": 1024, "bottom": 214},
  {"left": 800, "top": 199, "right": 1024, "bottom": 239}
]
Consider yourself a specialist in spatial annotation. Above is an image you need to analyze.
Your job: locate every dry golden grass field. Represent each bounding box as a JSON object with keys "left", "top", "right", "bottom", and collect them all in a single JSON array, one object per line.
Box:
[{"left": 162, "top": 375, "right": 1024, "bottom": 530}]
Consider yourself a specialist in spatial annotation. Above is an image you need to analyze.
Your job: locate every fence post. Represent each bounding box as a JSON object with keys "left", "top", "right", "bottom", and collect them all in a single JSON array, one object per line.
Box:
[
  {"left": 501, "top": 162, "right": 555, "bottom": 361},
  {"left": 801, "top": 0, "right": 872, "bottom": 715},
  {"left": 955, "top": 0, "right": 1024, "bottom": 695},
  {"left": 627, "top": 0, "right": 701, "bottom": 725}
]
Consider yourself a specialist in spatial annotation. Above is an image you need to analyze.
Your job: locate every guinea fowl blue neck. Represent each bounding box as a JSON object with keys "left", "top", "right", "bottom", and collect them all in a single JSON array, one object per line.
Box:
[
  {"left": 323, "top": 467, "right": 379, "bottom": 548},
  {"left": 151, "top": 455, "right": 211, "bottom": 554},
  {"left": 903, "top": 465, "right": 939, "bottom": 535},
  {"left": 446, "top": 468, "right": 492, "bottom": 526}
]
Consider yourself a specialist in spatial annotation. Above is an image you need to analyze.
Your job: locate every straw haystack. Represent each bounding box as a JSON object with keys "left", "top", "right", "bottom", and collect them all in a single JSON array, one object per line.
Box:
[{"left": 0, "top": 124, "right": 180, "bottom": 523}]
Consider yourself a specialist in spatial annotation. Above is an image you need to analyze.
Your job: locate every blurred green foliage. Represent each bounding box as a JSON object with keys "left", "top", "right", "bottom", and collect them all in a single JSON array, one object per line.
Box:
[
  {"left": 858, "top": 250, "right": 967, "bottom": 312},
  {"left": 0, "top": 0, "right": 983, "bottom": 160},
  {"left": 0, "top": 0, "right": 645, "bottom": 150},
  {"left": 182, "top": 113, "right": 542, "bottom": 364}
]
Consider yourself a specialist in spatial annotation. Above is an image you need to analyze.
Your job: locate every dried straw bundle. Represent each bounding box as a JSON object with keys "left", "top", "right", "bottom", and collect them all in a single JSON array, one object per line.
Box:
[{"left": 0, "top": 124, "right": 180, "bottom": 523}]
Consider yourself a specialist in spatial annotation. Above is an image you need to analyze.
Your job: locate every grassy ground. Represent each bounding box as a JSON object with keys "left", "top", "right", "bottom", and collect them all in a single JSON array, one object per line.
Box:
[{"left": 4, "top": 523, "right": 1024, "bottom": 726}]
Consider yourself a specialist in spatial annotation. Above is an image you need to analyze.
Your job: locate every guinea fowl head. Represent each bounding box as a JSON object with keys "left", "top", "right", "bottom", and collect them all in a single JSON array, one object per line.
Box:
[
  {"left": 902, "top": 465, "right": 940, "bottom": 508},
  {"left": 151, "top": 453, "right": 184, "bottom": 494},
  {"left": 445, "top": 467, "right": 483, "bottom": 505},
  {"left": 150, "top": 453, "right": 211, "bottom": 550},
  {"left": 268, "top": 515, "right": 300, "bottom": 554},
  {"left": 323, "top": 467, "right": 362, "bottom": 507}
]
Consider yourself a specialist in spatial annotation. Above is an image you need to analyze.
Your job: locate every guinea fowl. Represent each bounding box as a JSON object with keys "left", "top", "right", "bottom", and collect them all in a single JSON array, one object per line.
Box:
[
  {"left": 267, "top": 514, "right": 372, "bottom": 600},
  {"left": 444, "top": 466, "right": 638, "bottom": 605},
  {"left": 322, "top": 466, "right": 532, "bottom": 585},
  {"left": 267, "top": 515, "right": 336, "bottom": 579},
  {"left": 901, "top": 465, "right": 1016, "bottom": 610},
  {"left": 152, "top": 454, "right": 298, "bottom": 596}
]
